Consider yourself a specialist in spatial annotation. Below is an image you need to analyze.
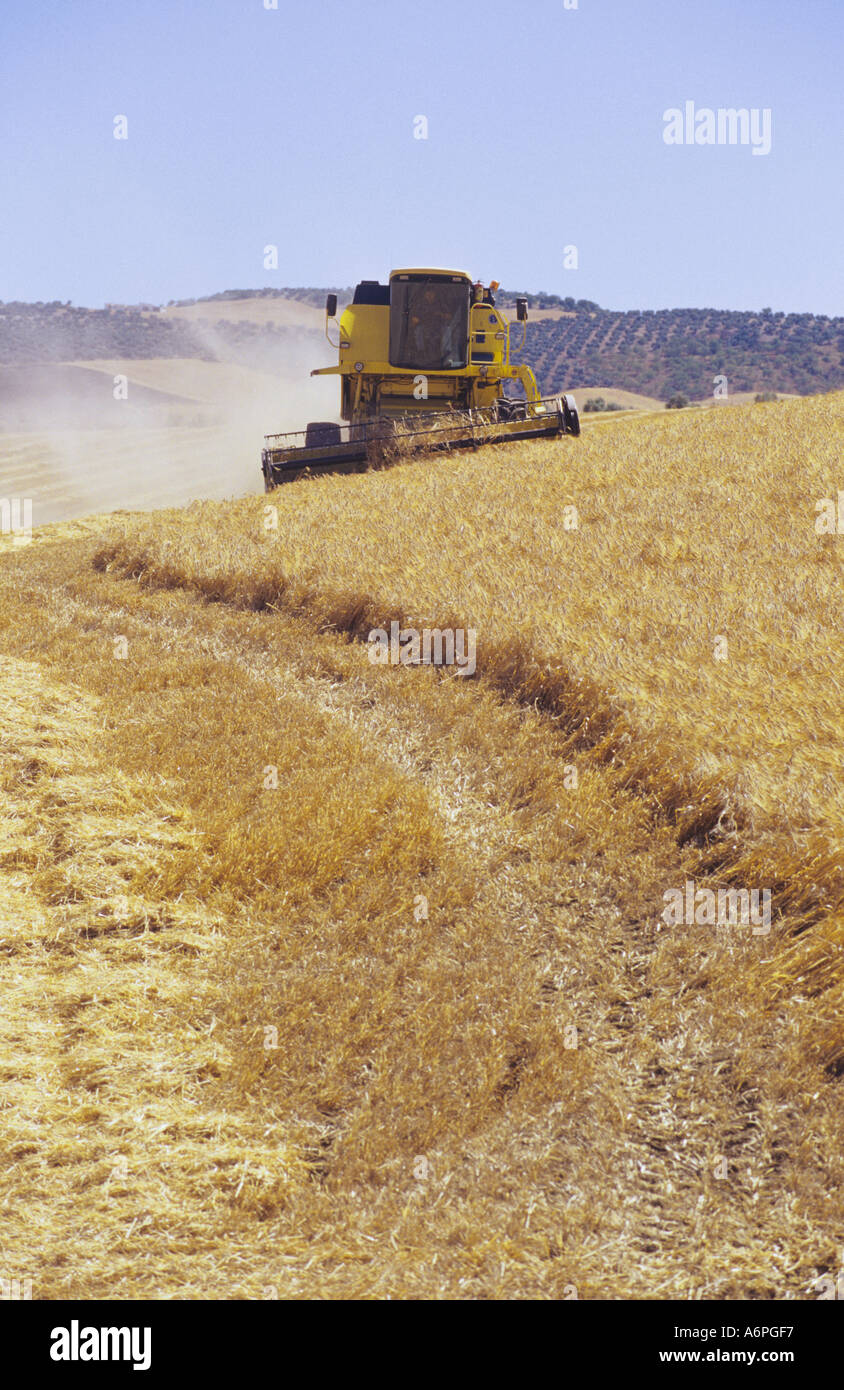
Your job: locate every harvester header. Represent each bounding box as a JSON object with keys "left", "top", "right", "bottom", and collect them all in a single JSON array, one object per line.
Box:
[{"left": 262, "top": 268, "right": 579, "bottom": 487}]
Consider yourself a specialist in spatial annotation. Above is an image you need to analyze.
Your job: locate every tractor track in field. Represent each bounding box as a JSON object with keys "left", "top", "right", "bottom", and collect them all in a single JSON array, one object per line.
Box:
[{"left": 1, "top": 537, "right": 838, "bottom": 1297}]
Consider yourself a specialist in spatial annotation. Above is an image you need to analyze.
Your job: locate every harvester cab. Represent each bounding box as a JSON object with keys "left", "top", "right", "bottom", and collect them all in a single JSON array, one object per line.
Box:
[{"left": 261, "top": 268, "right": 579, "bottom": 488}]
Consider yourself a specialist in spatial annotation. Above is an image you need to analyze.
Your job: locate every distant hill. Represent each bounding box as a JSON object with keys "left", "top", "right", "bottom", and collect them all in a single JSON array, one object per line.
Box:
[
  {"left": 166, "top": 287, "right": 352, "bottom": 310},
  {"left": 1, "top": 293, "right": 842, "bottom": 401},
  {"left": 0, "top": 300, "right": 321, "bottom": 372},
  {"left": 518, "top": 306, "right": 844, "bottom": 400}
]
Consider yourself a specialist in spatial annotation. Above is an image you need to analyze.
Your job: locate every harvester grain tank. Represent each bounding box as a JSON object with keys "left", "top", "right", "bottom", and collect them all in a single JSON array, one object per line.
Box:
[{"left": 261, "top": 268, "right": 579, "bottom": 487}]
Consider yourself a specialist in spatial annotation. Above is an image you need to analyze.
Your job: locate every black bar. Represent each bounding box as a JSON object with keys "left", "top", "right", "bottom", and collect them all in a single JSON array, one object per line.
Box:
[{"left": 6, "top": 1297, "right": 837, "bottom": 1380}]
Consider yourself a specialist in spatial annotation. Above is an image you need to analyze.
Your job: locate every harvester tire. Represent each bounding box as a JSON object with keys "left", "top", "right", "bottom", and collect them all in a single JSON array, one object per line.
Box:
[
  {"left": 305, "top": 421, "right": 342, "bottom": 450},
  {"left": 562, "top": 395, "right": 580, "bottom": 437}
]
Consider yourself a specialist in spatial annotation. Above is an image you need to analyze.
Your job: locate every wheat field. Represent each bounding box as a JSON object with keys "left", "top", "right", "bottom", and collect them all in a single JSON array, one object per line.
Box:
[{"left": 0, "top": 395, "right": 841, "bottom": 1299}]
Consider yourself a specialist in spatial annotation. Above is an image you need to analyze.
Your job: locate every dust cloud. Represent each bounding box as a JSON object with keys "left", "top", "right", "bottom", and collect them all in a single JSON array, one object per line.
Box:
[{"left": 0, "top": 328, "right": 339, "bottom": 529}]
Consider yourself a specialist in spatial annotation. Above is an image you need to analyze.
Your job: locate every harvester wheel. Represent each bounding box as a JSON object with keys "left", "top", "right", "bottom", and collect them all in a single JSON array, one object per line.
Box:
[
  {"left": 305, "top": 421, "right": 342, "bottom": 449},
  {"left": 562, "top": 394, "right": 580, "bottom": 436}
]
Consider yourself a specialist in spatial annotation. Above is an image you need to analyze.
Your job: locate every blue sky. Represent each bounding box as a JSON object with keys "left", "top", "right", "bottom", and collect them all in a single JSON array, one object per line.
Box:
[{"left": 1, "top": 0, "right": 842, "bottom": 312}]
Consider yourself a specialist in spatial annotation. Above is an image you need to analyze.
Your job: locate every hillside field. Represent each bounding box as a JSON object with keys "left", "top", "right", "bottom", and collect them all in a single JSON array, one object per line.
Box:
[{"left": 0, "top": 396, "right": 841, "bottom": 1299}]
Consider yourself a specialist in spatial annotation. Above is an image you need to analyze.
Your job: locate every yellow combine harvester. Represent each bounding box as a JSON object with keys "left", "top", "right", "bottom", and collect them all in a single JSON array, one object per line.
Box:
[{"left": 261, "top": 267, "right": 580, "bottom": 488}]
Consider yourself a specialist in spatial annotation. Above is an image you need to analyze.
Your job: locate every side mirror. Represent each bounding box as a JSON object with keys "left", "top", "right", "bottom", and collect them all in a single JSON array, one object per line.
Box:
[
  {"left": 516, "top": 298, "right": 528, "bottom": 322},
  {"left": 326, "top": 293, "right": 338, "bottom": 318}
]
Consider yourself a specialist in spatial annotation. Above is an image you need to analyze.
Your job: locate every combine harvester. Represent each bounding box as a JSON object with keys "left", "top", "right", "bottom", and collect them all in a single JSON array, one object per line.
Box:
[{"left": 261, "top": 268, "right": 580, "bottom": 488}]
